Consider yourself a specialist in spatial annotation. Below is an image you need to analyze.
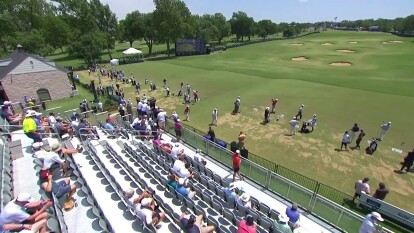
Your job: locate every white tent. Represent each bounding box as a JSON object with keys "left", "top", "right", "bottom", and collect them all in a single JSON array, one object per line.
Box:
[
  {"left": 122, "top": 48, "right": 142, "bottom": 55},
  {"left": 110, "top": 59, "right": 119, "bottom": 66}
]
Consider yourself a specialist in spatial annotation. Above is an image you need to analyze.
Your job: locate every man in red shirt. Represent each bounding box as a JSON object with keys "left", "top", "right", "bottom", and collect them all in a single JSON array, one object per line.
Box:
[
  {"left": 184, "top": 105, "right": 190, "bottom": 121},
  {"left": 271, "top": 98, "right": 278, "bottom": 114},
  {"left": 233, "top": 150, "right": 243, "bottom": 182}
]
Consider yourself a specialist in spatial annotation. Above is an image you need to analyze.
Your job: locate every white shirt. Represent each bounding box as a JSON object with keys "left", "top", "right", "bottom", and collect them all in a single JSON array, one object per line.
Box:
[
  {"left": 178, "top": 168, "right": 191, "bottom": 178},
  {"left": 71, "top": 120, "right": 79, "bottom": 129},
  {"left": 131, "top": 118, "right": 140, "bottom": 127},
  {"left": 342, "top": 134, "right": 350, "bottom": 143},
  {"left": 49, "top": 116, "right": 56, "bottom": 126},
  {"left": 136, "top": 206, "right": 153, "bottom": 225},
  {"left": 157, "top": 111, "right": 167, "bottom": 122},
  {"left": 137, "top": 102, "right": 143, "bottom": 110},
  {"left": 170, "top": 147, "right": 180, "bottom": 159},
  {"left": 236, "top": 199, "right": 252, "bottom": 209},
  {"left": 212, "top": 110, "right": 218, "bottom": 118},
  {"left": 35, "top": 151, "right": 64, "bottom": 169},
  {"left": 0, "top": 201, "right": 30, "bottom": 229},
  {"left": 193, "top": 152, "right": 201, "bottom": 163},
  {"left": 171, "top": 113, "right": 179, "bottom": 121},
  {"left": 141, "top": 104, "right": 149, "bottom": 114},
  {"left": 98, "top": 102, "right": 103, "bottom": 109},
  {"left": 289, "top": 120, "right": 298, "bottom": 127},
  {"left": 355, "top": 180, "right": 370, "bottom": 194},
  {"left": 172, "top": 160, "right": 185, "bottom": 173},
  {"left": 359, "top": 214, "right": 376, "bottom": 233}
]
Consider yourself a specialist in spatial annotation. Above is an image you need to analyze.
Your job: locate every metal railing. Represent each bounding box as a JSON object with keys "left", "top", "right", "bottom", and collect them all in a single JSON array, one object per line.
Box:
[{"left": 161, "top": 118, "right": 395, "bottom": 233}]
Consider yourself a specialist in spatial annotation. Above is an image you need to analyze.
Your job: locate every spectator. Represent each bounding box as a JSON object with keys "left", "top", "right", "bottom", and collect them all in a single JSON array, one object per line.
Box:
[
  {"left": 295, "top": 104, "right": 304, "bottom": 120},
  {"left": 180, "top": 212, "right": 215, "bottom": 233},
  {"left": 78, "top": 118, "right": 99, "bottom": 140},
  {"left": 207, "top": 127, "right": 216, "bottom": 143},
  {"left": 237, "top": 215, "right": 256, "bottom": 233},
  {"left": 178, "top": 163, "right": 192, "bottom": 178},
  {"left": 136, "top": 198, "right": 165, "bottom": 227},
  {"left": 378, "top": 122, "right": 391, "bottom": 141},
  {"left": 175, "top": 119, "right": 183, "bottom": 142},
  {"left": 54, "top": 117, "right": 74, "bottom": 138},
  {"left": 399, "top": 149, "right": 414, "bottom": 173},
  {"left": 48, "top": 112, "right": 57, "bottom": 127},
  {"left": 193, "top": 149, "right": 205, "bottom": 164},
  {"left": 271, "top": 98, "right": 278, "bottom": 114},
  {"left": 349, "top": 123, "right": 360, "bottom": 143},
  {"left": 40, "top": 172, "right": 76, "bottom": 202},
  {"left": 289, "top": 117, "right": 299, "bottom": 136},
  {"left": 264, "top": 107, "right": 270, "bottom": 124},
  {"left": 285, "top": 203, "right": 300, "bottom": 230},
  {"left": 309, "top": 114, "right": 317, "bottom": 131},
  {"left": 51, "top": 143, "right": 81, "bottom": 157},
  {"left": 273, "top": 213, "right": 292, "bottom": 233},
  {"left": 184, "top": 105, "right": 190, "bottom": 121},
  {"left": 1, "top": 105, "right": 22, "bottom": 125},
  {"left": 172, "top": 156, "right": 185, "bottom": 174},
  {"left": 373, "top": 182, "right": 389, "bottom": 200},
  {"left": 176, "top": 178, "right": 189, "bottom": 196},
  {"left": 354, "top": 129, "right": 366, "bottom": 150},
  {"left": 171, "top": 144, "right": 184, "bottom": 159},
  {"left": 0, "top": 193, "right": 52, "bottom": 233},
  {"left": 171, "top": 111, "right": 179, "bottom": 122},
  {"left": 359, "top": 212, "right": 383, "bottom": 233},
  {"left": 233, "top": 150, "right": 243, "bottom": 182},
  {"left": 211, "top": 108, "right": 218, "bottom": 126},
  {"left": 233, "top": 96, "right": 241, "bottom": 114},
  {"left": 237, "top": 193, "right": 253, "bottom": 209},
  {"left": 34, "top": 143, "right": 70, "bottom": 177},
  {"left": 341, "top": 131, "right": 350, "bottom": 151},
  {"left": 222, "top": 182, "right": 239, "bottom": 203},
  {"left": 23, "top": 110, "right": 42, "bottom": 143},
  {"left": 167, "top": 175, "right": 178, "bottom": 189},
  {"left": 353, "top": 178, "right": 370, "bottom": 204},
  {"left": 238, "top": 132, "right": 246, "bottom": 149},
  {"left": 157, "top": 109, "right": 167, "bottom": 130}
]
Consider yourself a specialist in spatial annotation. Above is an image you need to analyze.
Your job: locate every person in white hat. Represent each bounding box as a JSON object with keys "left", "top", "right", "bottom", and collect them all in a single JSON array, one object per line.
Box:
[
  {"left": 378, "top": 122, "right": 391, "bottom": 141},
  {"left": 233, "top": 150, "right": 243, "bottom": 182},
  {"left": 23, "top": 110, "right": 42, "bottom": 143},
  {"left": 273, "top": 213, "right": 292, "bottom": 233},
  {"left": 211, "top": 108, "right": 218, "bottom": 126},
  {"left": 237, "top": 192, "right": 253, "bottom": 209},
  {"left": 0, "top": 192, "right": 52, "bottom": 233},
  {"left": 221, "top": 182, "right": 240, "bottom": 202},
  {"left": 289, "top": 117, "right": 299, "bottom": 136},
  {"left": 308, "top": 114, "right": 317, "bottom": 132},
  {"left": 359, "top": 212, "right": 384, "bottom": 233},
  {"left": 295, "top": 104, "right": 304, "bottom": 120},
  {"left": 136, "top": 197, "right": 165, "bottom": 226}
]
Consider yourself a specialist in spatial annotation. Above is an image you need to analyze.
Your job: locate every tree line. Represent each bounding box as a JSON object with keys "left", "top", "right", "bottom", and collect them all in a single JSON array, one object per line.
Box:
[{"left": 1, "top": 0, "right": 413, "bottom": 65}]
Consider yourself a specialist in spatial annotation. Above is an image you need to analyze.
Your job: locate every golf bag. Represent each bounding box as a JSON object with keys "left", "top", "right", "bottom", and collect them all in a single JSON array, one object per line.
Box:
[
  {"left": 240, "top": 149, "right": 249, "bottom": 159},
  {"left": 230, "top": 141, "right": 238, "bottom": 153}
]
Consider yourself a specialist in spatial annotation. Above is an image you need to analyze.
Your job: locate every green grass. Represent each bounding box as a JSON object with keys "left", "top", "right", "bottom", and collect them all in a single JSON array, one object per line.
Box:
[{"left": 48, "top": 30, "right": 414, "bottom": 231}]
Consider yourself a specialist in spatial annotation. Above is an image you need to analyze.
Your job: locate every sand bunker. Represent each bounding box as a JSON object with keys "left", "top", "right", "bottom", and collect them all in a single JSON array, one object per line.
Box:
[
  {"left": 330, "top": 62, "right": 352, "bottom": 67},
  {"left": 348, "top": 41, "right": 358, "bottom": 44},
  {"left": 291, "top": 56, "right": 308, "bottom": 61},
  {"left": 290, "top": 43, "right": 303, "bottom": 46},
  {"left": 321, "top": 43, "right": 333, "bottom": 46},
  {"left": 382, "top": 40, "right": 404, "bottom": 44},
  {"left": 336, "top": 49, "right": 355, "bottom": 53}
]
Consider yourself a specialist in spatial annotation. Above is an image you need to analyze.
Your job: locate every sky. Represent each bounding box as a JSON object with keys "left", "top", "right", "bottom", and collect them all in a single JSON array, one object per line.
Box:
[{"left": 101, "top": 0, "right": 414, "bottom": 23}]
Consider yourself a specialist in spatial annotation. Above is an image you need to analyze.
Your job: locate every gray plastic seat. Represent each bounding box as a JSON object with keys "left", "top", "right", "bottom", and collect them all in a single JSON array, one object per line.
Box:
[
  {"left": 205, "top": 168, "right": 214, "bottom": 179},
  {"left": 212, "top": 196, "right": 223, "bottom": 214},
  {"left": 47, "top": 217, "right": 60, "bottom": 232},
  {"left": 223, "top": 208, "right": 235, "bottom": 224},
  {"left": 259, "top": 216, "right": 273, "bottom": 231},
  {"left": 259, "top": 202, "right": 270, "bottom": 216}
]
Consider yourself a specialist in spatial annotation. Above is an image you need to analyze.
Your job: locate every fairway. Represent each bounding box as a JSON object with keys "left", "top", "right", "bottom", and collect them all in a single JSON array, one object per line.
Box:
[{"left": 78, "top": 31, "right": 414, "bottom": 212}]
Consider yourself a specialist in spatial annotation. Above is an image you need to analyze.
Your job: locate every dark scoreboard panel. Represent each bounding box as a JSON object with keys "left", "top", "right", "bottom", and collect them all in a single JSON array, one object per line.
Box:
[{"left": 175, "top": 39, "right": 205, "bottom": 55}]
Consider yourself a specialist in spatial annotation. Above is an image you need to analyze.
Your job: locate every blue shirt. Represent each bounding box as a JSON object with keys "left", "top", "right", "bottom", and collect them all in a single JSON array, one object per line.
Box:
[
  {"left": 222, "top": 187, "right": 238, "bottom": 202},
  {"left": 286, "top": 207, "right": 300, "bottom": 223},
  {"left": 104, "top": 123, "right": 115, "bottom": 131},
  {"left": 34, "top": 118, "right": 41, "bottom": 126},
  {"left": 176, "top": 185, "right": 189, "bottom": 196}
]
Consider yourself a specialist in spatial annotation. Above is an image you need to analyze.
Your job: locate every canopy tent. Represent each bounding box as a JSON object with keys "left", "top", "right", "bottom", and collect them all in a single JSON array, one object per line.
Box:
[
  {"left": 122, "top": 47, "right": 143, "bottom": 61},
  {"left": 109, "top": 59, "right": 119, "bottom": 66}
]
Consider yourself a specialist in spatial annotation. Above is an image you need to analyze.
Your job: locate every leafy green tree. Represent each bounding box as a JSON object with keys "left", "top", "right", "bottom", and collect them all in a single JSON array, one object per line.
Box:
[
  {"left": 121, "top": 11, "right": 145, "bottom": 47},
  {"left": 16, "top": 29, "right": 54, "bottom": 56},
  {"left": 402, "top": 15, "right": 414, "bottom": 34},
  {"left": 142, "top": 13, "right": 157, "bottom": 56},
  {"left": 229, "top": 11, "right": 253, "bottom": 41},
  {"left": 68, "top": 30, "right": 106, "bottom": 66},
  {"left": 42, "top": 15, "right": 71, "bottom": 52},
  {"left": 213, "top": 13, "right": 231, "bottom": 44}
]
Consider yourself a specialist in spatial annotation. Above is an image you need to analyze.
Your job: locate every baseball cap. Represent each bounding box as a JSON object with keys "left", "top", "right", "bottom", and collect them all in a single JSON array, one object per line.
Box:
[
  {"left": 51, "top": 143, "right": 61, "bottom": 152},
  {"left": 3, "top": 101, "right": 11, "bottom": 105},
  {"left": 236, "top": 150, "right": 240, "bottom": 154},
  {"left": 16, "top": 193, "right": 35, "bottom": 203},
  {"left": 371, "top": 212, "right": 384, "bottom": 221},
  {"left": 140, "top": 198, "right": 152, "bottom": 207}
]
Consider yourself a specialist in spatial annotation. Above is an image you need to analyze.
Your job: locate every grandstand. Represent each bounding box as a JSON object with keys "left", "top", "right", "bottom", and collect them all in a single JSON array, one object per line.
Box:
[{"left": 1, "top": 110, "right": 393, "bottom": 233}]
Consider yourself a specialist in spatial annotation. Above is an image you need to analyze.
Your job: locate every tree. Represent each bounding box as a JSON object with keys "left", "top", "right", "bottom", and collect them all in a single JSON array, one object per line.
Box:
[
  {"left": 257, "top": 20, "right": 274, "bottom": 38},
  {"left": 68, "top": 30, "right": 106, "bottom": 66},
  {"left": 153, "top": 0, "right": 192, "bottom": 56},
  {"left": 194, "top": 14, "right": 218, "bottom": 44},
  {"left": 121, "top": 11, "right": 145, "bottom": 47},
  {"left": 42, "top": 15, "right": 71, "bottom": 52},
  {"left": 402, "top": 15, "right": 414, "bottom": 34},
  {"left": 213, "top": 13, "right": 231, "bottom": 44},
  {"left": 16, "top": 29, "right": 54, "bottom": 56},
  {"left": 142, "top": 13, "right": 157, "bottom": 56},
  {"left": 229, "top": 11, "right": 253, "bottom": 41}
]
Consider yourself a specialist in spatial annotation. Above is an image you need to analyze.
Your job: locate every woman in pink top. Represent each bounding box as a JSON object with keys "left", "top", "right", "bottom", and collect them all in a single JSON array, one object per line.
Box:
[
  {"left": 175, "top": 119, "right": 183, "bottom": 142},
  {"left": 237, "top": 215, "right": 256, "bottom": 233}
]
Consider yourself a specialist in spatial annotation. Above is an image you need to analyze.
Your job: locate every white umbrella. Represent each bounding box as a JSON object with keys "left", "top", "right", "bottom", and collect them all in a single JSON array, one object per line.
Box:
[
  {"left": 122, "top": 48, "right": 142, "bottom": 55},
  {"left": 110, "top": 59, "right": 119, "bottom": 66}
]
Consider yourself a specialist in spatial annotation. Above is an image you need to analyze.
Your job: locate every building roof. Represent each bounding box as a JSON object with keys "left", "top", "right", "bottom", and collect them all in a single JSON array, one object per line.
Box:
[{"left": 0, "top": 46, "right": 68, "bottom": 79}]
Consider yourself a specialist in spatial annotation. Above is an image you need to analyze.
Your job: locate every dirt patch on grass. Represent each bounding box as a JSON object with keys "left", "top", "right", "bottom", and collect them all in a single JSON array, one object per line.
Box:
[
  {"left": 382, "top": 40, "right": 404, "bottom": 44},
  {"left": 336, "top": 49, "right": 355, "bottom": 53},
  {"left": 321, "top": 42, "right": 333, "bottom": 46},
  {"left": 290, "top": 43, "right": 303, "bottom": 46},
  {"left": 348, "top": 41, "right": 358, "bottom": 44},
  {"left": 291, "top": 56, "right": 308, "bottom": 61},
  {"left": 330, "top": 62, "right": 352, "bottom": 67}
]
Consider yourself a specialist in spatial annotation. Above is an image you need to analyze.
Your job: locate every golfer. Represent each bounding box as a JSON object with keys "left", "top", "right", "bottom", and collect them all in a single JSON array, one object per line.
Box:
[
  {"left": 349, "top": 123, "right": 360, "bottom": 143},
  {"left": 309, "top": 114, "right": 317, "bottom": 131},
  {"left": 289, "top": 117, "right": 299, "bottom": 135},
  {"left": 341, "top": 131, "right": 350, "bottom": 151},
  {"left": 271, "top": 98, "right": 278, "bottom": 114},
  {"left": 295, "top": 104, "right": 304, "bottom": 120},
  {"left": 233, "top": 96, "right": 241, "bottom": 114},
  {"left": 233, "top": 150, "right": 243, "bottom": 181},
  {"left": 354, "top": 129, "right": 366, "bottom": 149},
  {"left": 379, "top": 122, "right": 391, "bottom": 141},
  {"left": 184, "top": 105, "right": 190, "bottom": 122},
  {"left": 211, "top": 108, "right": 218, "bottom": 126},
  {"left": 264, "top": 107, "right": 270, "bottom": 124}
]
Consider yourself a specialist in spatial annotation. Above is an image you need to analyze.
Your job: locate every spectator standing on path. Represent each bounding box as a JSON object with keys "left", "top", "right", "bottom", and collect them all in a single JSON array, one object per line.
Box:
[
  {"left": 295, "top": 104, "right": 304, "bottom": 120},
  {"left": 233, "top": 96, "right": 241, "bottom": 114},
  {"left": 211, "top": 108, "right": 218, "bottom": 126},
  {"left": 186, "top": 83, "right": 191, "bottom": 95},
  {"left": 208, "top": 127, "right": 216, "bottom": 143},
  {"left": 359, "top": 212, "right": 383, "bottom": 233},
  {"left": 237, "top": 215, "right": 257, "bottom": 233},
  {"left": 289, "top": 117, "right": 299, "bottom": 136},
  {"left": 399, "top": 149, "right": 414, "bottom": 173},
  {"left": 273, "top": 213, "right": 292, "bottom": 233},
  {"left": 349, "top": 123, "right": 360, "bottom": 143},
  {"left": 163, "top": 78, "right": 167, "bottom": 88},
  {"left": 184, "top": 105, "right": 190, "bottom": 121},
  {"left": 353, "top": 178, "right": 370, "bottom": 204},
  {"left": 264, "top": 107, "right": 270, "bottom": 124},
  {"left": 354, "top": 129, "right": 366, "bottom": 150},
  {"left": 309, "top": 114, "right": 317, "bottom": 132},
  {"left": 238, "top": 132, "right": 246, "bottom": 149},
  {"left": 175, "top": 119, "right": 183, "bottom": 142},
  {"left": 285, "top": 203, "right": 300, "bottom": 230},
  {"left": 233, "top": 150, "right": 243, "bottom": 182},
  {"left": 373, "top": 182, "right": 389, "bottom": 200},
  {"left": 341, "top": 131, "right": 350, "bottom": 151},
  {"left": 166, "top": 87, "right": 170, "bottom": 97},
  {"left": 271, "top": 98, "right": 278, "bottom": 114},
  {"left": 378, "top": 122, "right": 391, "bottom": 141}
]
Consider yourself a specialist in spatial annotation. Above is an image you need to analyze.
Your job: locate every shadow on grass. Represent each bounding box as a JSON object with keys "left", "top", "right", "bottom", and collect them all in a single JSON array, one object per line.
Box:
[{"left": 145, "top": 56, "right": 177, "bottom": 62}]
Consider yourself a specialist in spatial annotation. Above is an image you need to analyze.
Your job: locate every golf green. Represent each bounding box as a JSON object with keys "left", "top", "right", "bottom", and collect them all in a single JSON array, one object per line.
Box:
[{"left": 79, "top": 30, "right": 414, "bottom": 212}]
